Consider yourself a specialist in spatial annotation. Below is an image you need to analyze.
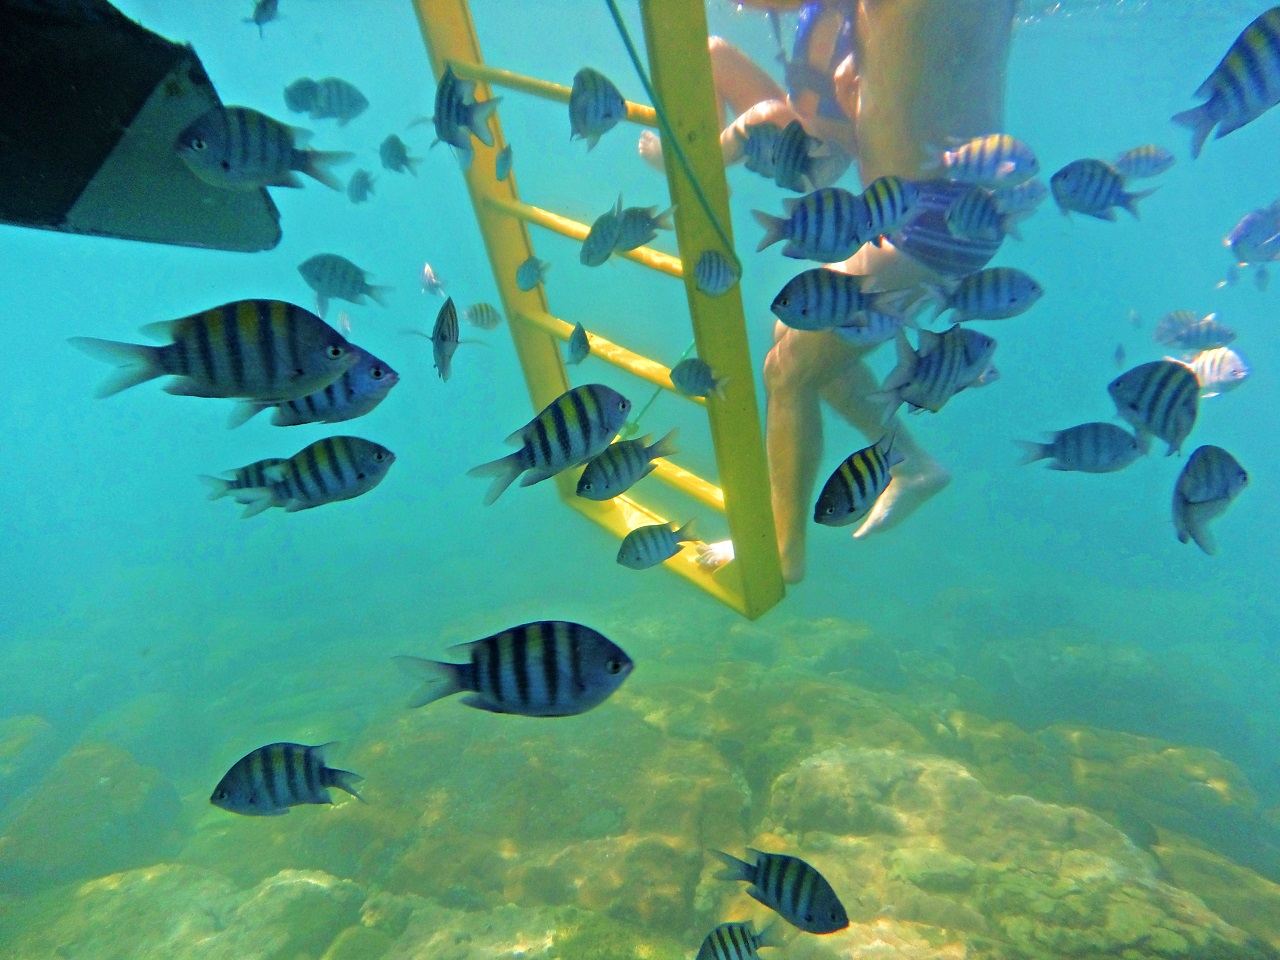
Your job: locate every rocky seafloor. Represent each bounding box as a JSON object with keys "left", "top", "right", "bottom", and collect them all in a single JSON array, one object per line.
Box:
[{"left": 2, "top": 610, "right": 1280, "bottom": 960}]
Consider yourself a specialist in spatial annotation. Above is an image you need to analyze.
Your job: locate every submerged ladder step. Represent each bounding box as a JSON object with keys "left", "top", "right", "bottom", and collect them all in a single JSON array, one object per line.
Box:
[{"left": 448, "top": 61, "right": 658, "bottom": 127}]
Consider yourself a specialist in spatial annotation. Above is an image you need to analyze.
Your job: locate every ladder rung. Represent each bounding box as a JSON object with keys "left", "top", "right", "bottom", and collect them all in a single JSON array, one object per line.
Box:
[
  {"left": 516, "top": 309, "right": 704, "bottom": 404},
  {"left": 449, "top": 61, "right": 658, "bottom": 128},
  {"left": 649, "top": 459, "right": 725, "bottom": 514},
  {"left": 484, "top": 195, "right": 682, "bottom": 278}
]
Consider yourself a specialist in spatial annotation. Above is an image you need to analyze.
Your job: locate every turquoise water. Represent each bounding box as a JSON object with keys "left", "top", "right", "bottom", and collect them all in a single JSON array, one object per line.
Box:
[{"left": 2, "top": 1, "right": 1280, "bottom": 957}]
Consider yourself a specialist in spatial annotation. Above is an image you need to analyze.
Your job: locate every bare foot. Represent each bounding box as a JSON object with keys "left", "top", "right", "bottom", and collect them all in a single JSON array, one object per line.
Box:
[
  {"left": 696, "top": 539, "right": 734, "bottom": 570},
  {"left": 638, "top": 129, "right": 664, "bottom": 171},
  {"left": 853, "top": 457, "right": 951, "bottom": 539}
]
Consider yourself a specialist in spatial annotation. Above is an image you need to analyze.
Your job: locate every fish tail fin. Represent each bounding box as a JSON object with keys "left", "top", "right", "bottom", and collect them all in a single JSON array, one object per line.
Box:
[
  {"left": 233, "top": 488, "right": 277, "bottom": 519},
  {"left": 1122, "top": 186, "right": 1159, "bottom": 218},
  {"left": 921, "top": 282, "right": 949, "bottom": 322},
  {"left": 755, "top": 923, "right": 783, "bottom": 950},
  {"left": 67, "top": 337, "right": 164, "bottom": 398},
  {"left": 226, "top": 401, "right": 268, "bottom": 429},
  {"left": 466, "top": 451, "right": 525, "bottom": 505},
  {"left": 880, "top": 329, "right": 919, "bottom": 393},
  {"left": 1001, "top": 211, "right": 1027, "bottom": 240},
  {"left": 710, "top": 849, "right": 752, "bottom": 882},
  {"left": 1186, "top": 521, "right": 1217, "bottom": 556},
  {"left": 712, "top": 374, "right": 731, "bottom": 400},
  {"left": 303, "top": 149, "right": 356, "bottom": 191},
  {"left": 392, "top": 655, "right": 465, "bottom": 708},
  {"left": 323, "top": 766, "right": 365, "bottom": 801},
  {"left": 1015, "top": 439, "right": 1050, "bottom": 465},
  {"left": 653, "top": 204, "right": 677, "bottom": 231},
  {"left": 1171, "top": 104, "right": 1213, "bottom": 159},
  {"left": 752, "top": 210, "right": 787, "bottom": 252},
  {"left": 199, "top": 475, "right": 232, "bottom": 500},
  {"left": 366, "top": 284, "right": 393, "bottom": 308},
  {"left": 649, "top": 428, "right": 680, "bottom": 460},
  {"left": 468, "top": 96, "right": 502, "bottom": 146}
]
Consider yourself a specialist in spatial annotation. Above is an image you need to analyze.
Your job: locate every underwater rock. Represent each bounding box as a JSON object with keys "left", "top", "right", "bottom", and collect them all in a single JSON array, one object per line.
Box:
[
  {"left": 1154, "top": 829, "right": 1280, "bottom": 948},
  {"left": 0, "top": 740, "right": 182, "bottom": 894},
  {"left": 756, "top": 747, "right": 1278, "bottom": 960},
  {"left": 0, "top": 714, "right": 55, "bottom": 817}
]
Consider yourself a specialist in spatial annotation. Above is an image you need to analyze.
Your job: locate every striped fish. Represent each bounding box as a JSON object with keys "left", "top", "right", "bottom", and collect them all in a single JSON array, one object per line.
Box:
[
  {"left": 69, "top": 300, "right": 357, "bottom": 401},
  {"left": 945, "top": 184, "right": 1022, "bottom": 241},
  {"left": 465, "top": 302, "right": 504, "bottom": 330},
  {"left": 832, "top": 310, "right": 910, "bottom": 347},
  {"left": 1112, "top": 145, "right": 1176, "bottom": 180},
  {"left": 695, "top": 923, "right": 780, "bottom": 960},
  {"left": 305, "top": 77, "right": 369, "bottom": 125},
  {"left": 617, "top": 519, "right": 696, "bottom": 570},
  {"left": 1050, "top": 159, "right": 1156, "bottom": 221},
  {"left": 577, "top": 429, "right": 679, "bottom": 500},
  {"left": 516, "top": 257, "right": 550, "bottom": 291},
  {"left": 927, "top": 267, "right": 1043, "bottom": 323},
  {"left": 737, "top": 122, "right": 785, "bottom": 177},
  {"left": 814, "top": 434, "right": 903, "bottom": 527},
  {"left": 770, "top": 268, "right": 903, "bottom": 331},
  {"left": 1016, "top": 422, "right": 1147, "bottom": 473},
  {"left": 872, "top": 326, "right": 998, "bottom": 419},
  {"left": 992, "top": 178, "right": 1049, "bottom": 217},
  {"left": 1152, "top": 310, "right": 1205, "bottom": 345},
  {"left": 226, "top": 436, "right": 396, "bottom": 518},
  {"left": 346, "top": 169, "right": 375, "bottom": 204},
  {"left": 428, "top": 297, "right": 460, "bottom": 381},
  {"left": 227, "top": 344, "right": 398, "bottom": 428},
  {"left": 694, "top": 250, "right": 740, "bottom": 296},
  {"left": 211, "top": 742, "right": 361, "bottom": 816},
  {"left": 1173, "top": 8, "right": 1280, "bottom": 158},
  {"left": 298, "top": 254, "right": 391, "bottom": 318},
  {"left": 1107, "top": 359, "right": 1199, "bottom": 455},
  {"left": 380, "top": 134, "right": 421, "bottom": 175},
  {"left": 566, "top": 322, "right": 590, "bottom": 366},
  {"left": 569, "top": 67, "right": 627, "bottom": 150},
  {"left": 200, "top": 457, "right": 287, "bottom": 500},
  {"left": 1188, "top": 347, "right": 1249, "bottom": 398},
  {"left": 394, "top": 621, "right": 634, "bottom": 717},
  {"left": 929, "top": 133, "right": 1039, "bottom": 188},
  {"left": 1173, "top": 446, "right": 1249, "bottom": 555},
  {"left": 616, "top": 204, "right": 676, "bottom": 252},
  {"left": 712, "top": 849, "right": 849, "bottom": 934},
  {"left": 1161, "top": 315, "right": 1236, "bottom": 352},
  {"left": 857, "top": 176, "right": 922, "bottom": 244},
  {"left": 887, "top": 180, "right": 1003, "bottom": 279},
  {"left": 496, "top": 144, "right": 513, "bottom": 182},
  {"left": 671, "top": 357, "right": 729, "bottom": 399},
  {"left": 283, "top": 78, "right": 318, "bottom": 112},
  {"left": 772, "top": 119, "right": 848, "bottom": 193},
  {"left": 430, "top": 64, "right": 502, "bottom": 169},
  {"left": 469, "top": 384, "right": 632, "bottom": 505},
  {"left": 753, "top": 187, "right": 864, "bottom": 262},
  {"left": 1224, "top": 202, "right": 1280, "bottom": 283},
  {"left": 581, "top": 195, "right": 624, "bottom": 267},
  {"left": 174, "top": 106, "right": 353, "bottom": 191}
]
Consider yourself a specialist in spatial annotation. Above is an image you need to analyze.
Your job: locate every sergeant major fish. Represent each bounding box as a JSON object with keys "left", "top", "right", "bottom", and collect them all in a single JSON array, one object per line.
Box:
[
  {"left": 581, "top": 195, "right": 624, "bottom": 267},
  {"left": 495, "top": 144, "right": 513, "bottom": 181},
  {"left": 298, "top": 254, "right": 390, "bottom": 318},
  {"left": 175, "top": 106, "right": 354, "bottom": 191},
  {"left": 226, "top": 436, "right": 396, "bottom": 518},
  {"left": 1016, "top": 422, "right": 1147, "bottom": 473},
  {"left": 856, "top": 175, "right": 923, "bottom": 245},
  {"left": 517, "top": 256, "right": 550, "bottom": 291},
  {"left": 927, "top": 267, "right": 1043, "bottom": 322},
  {"left": 1107, "top": 359, "right": 1199, "bottom": 455},
  {"left": 671, "top": 357, "right": 729, "bottom": 399},
  {"left": 465, "top": 302, "right": 504, "bottom": 329},
  {"left": 69, "top": 300, "right": 355, "bottom": 401},
  {"left": 617, "top": 519, "right": 696, "bottom": 570},
  {"left": 814, "top": 435, "right": 903, "bottom": 527},
  {"left": 696, "top": 923, "right": 780, "bottom": 960},
  {"left": 712, "top": 849, "right": 849, "bottom": 934},
  {"left": 926, "top": 133, "right": 1039, "bottom": 188},
  {"left": 1155, "top": 313, "right": 1236, "bottom": 352},
  {"left": 1173, "top": 445, "right": 1248, "bottom": 555},
  {"left": 753, "top": 187, "right": 864, "bottom": 262},
  {"left": 227, "top": 344, "right": 398, "bottom": 428},
  {"left": 379, "top": 134, "right": 421, "bottom": 175},
  {"left": 694, "top": 250, "right": 740, "bottom": 296},
  {"left": 347, "top": 169, "right": 375, "bottom": 204},
  {"left": 1112, "top": 145, "right": 1176, "bottom": 179},
  {"left": 469, "top": 384, "right": 632, "bottom": 504},
  {"left": 872, "top": 326, "right": 998, "bottom": 420},
  {"left": 284, "top": 78, "right": 318, "bottom": 113},
  {"left": 200, "top": 457, "right": 287, "bottom": 500},
  {"left": 945, "top": 183, "right": 1024, "bottom": 240},
  {"left": 736, "top": 121, "right": 784, "bottom": 177},
  {"left": 772, "top": 119, "right": 847, "bottom": 193},
  {"left": 770, "top": 268, "right": 906, "bottom": 331},
  {"left": 565, "top": 322, "right": 590, "bottom": 366},
  {"left": 211, "top": 742, "right": 362, "bottom": 816},
  {"left": 394, "top": 621, "right": 634, "bottom": 716},
  {"left": 428, "top": 64, "right": 502, "bottom": 169},
  {"left": 569, "top": 67, "right": 627, "bottom": 150},
  {"left": 1188, "top": 347, "right": 1249, "bottom": 398},
  {"left": 285, "top": 77, "right": 369, "bottom": 126},
  {"left": 1051, "top": 158, "right": 1156, "bottom": 221},
  {"left": 616, "top": 203, "right": 676, "bottom": 252},
  {"left": 1173, "top": 8, "right": 1280, "bottom": 157},
  {"left": 577, "top": 429, "right": 679, "bottom": 500}
]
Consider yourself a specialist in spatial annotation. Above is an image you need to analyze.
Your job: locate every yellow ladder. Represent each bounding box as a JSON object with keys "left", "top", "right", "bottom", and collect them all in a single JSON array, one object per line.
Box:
[{"left": 410, "top": 0, "right": 784, "bottom": 620}]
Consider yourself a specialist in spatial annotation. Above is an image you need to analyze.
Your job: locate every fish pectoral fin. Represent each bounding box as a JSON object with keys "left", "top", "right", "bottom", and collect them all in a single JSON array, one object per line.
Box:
[
  {"left": 459, "top": 694, "right": 512, "bottom": 714},
  {"left": 267, "top": 171, "right": 306, "bottom": 189}
]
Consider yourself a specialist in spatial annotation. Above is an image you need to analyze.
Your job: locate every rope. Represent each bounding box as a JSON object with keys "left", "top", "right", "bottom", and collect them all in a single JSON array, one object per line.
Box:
[
  {"left": 622, "top": 338, "right": 697, "bottom": 437},
  {"left": 604, "top": 0, "right": 742, "bottom": 273}
]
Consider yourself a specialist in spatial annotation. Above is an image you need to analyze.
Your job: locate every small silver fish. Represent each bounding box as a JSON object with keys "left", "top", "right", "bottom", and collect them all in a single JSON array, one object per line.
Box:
[
  {"left": 670, "top": 357, "right": 728, "bottom": 399},
  {"left": 347, "top": 169, "right": 375, "bottom": 204},
  {"left": 566, "top": 322, "right": 590, "bottom": 365},
  {"left": 1016, "top": 422, "right": 1146, "bottom": 473},
  {"left": 298, "top": 254, "right": 391, "bottom": 318},
  {"left": 1172, "top": 445, "right": 1248, "bottom": 555},
  {"left": 617, "top": 519, "right": 696, "bottom": 570},
  {"left": 495, "top": 144, "right": 513, "bottom": 181},
  {"left": 421, "top": 262, "right": 445, "bottom": 296},
  {"left": 569, "top": 67, "right": 627, "bottom": 150},
  {"left": 379, "top": 134, "right": 421, "bottom": 175},
  {"left": 465, "top": 303, "right": 504, "bottom": 330},
  {"left": 516, "top": 257, "right": 549, "bottom": 291},
  {"left": 694, "top": 250, "right": 740, "bottom": 297}
]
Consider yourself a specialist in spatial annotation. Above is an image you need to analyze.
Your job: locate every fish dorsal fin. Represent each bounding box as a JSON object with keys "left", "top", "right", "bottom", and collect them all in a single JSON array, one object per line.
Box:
[{"left": 916, "top": 329, "right": 942, "bottom": 355}]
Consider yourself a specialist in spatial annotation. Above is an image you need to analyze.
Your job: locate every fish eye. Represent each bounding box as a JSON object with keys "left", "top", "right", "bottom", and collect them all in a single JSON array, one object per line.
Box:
[
  {"left": 327, "top": 345, "right": 345, "bottom": 359},
  {"left": 804, "top": 913, "right": 814, "bottom": 923},
  {"left": 581, "top": 481, "right": 593, "bottom": 491},
  {"left": 370, "top": 366, "right": 384, "bottom": 379},
  {"left": 830, "top": 909, "right": 841, "bottom": 920},
  {"left": 618, "top": 400, "right": 627, "bottom": 411},
  {"left": 605, "top": 659, "right": 623, "bottom": 674},
  {"left": 823, "top": 506, "right": 835, "bottom": 516},
  {"left": 373, "top": 451, "right": 386, "bottom": 462},
  {"left": 190, "top": 137, "right": 207, "bottom": 151},
  {"left": 216, "top": 789, "right": 228, "bottom": 800}
]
